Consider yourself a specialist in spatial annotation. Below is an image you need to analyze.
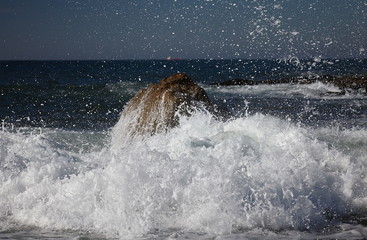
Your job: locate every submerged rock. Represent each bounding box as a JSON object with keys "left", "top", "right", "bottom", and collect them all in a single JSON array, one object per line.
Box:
[{"left": 115, "top": 73, "right": 225, "bottom": 137}]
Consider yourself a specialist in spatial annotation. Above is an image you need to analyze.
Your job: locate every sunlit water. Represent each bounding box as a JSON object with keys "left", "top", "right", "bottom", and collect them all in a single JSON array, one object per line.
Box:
[{"left": 1, "top": 60, "right": 367, "bottom": 239}]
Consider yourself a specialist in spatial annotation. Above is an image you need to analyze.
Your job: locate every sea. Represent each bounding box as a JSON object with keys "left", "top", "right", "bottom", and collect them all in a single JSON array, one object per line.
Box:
[{"left": 1, "top": 59, "right": 367, "bottom": 239}]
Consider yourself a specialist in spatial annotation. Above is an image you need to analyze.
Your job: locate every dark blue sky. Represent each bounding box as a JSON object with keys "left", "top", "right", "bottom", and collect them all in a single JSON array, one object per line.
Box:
[{"left": 1, "top": 0, "right": 366, "bottom": 60}]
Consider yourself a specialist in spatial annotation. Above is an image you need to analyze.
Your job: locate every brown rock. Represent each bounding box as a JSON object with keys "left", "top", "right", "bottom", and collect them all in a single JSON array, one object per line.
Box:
[{"left": 117, "top": 73, "right": 218, "bottom": 137}]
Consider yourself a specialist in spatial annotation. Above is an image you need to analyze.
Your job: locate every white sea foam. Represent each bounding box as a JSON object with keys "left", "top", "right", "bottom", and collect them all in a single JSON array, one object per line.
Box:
[
  {"left": 205, "top": 82, "right": 358, "bottom": 99},
  {"left": 1, "top": 112, "right": 367, "bottom": 238}
]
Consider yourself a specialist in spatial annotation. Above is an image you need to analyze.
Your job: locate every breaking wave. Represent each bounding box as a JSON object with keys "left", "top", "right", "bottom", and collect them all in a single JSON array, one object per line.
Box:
[{"left": 1, "top": 112, "right": 367, "bottom": 238}]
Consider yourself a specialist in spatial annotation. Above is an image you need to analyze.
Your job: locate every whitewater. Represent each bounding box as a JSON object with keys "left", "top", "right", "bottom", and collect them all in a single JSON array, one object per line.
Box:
[{"left": 1, "top": 109, "right": 367, "bottom": 239}]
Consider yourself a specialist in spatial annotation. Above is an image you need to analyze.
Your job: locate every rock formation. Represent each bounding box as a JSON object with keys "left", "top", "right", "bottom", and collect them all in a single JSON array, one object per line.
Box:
[
  {"left": 115, "top": 73, "right": 224, "bottom": 137},
  {"left": 324, "top": 75, "right": 367, "bottom": 92}
]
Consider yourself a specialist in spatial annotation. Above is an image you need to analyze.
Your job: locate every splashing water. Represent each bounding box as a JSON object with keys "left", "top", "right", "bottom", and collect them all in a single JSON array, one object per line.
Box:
[{"left": 1, "top": 110, "right": 367, "bottom": 238}]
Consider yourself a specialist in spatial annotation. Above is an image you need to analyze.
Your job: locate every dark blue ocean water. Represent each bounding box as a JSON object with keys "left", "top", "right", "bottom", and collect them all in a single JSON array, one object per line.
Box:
[{"left": 1, "top": 59, "right": 367, "bottom": 130}]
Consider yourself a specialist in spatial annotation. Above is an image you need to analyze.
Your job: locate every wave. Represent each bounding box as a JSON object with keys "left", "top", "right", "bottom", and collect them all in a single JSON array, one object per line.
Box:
[
  {"left": 205, "top": 81, "right": 366, "bottom": 99},
  {"left": 1, "top": 112, "right": 367, "bottom": 238}
]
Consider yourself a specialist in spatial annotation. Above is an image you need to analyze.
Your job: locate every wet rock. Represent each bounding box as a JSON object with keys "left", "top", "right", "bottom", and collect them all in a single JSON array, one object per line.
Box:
[
  {"left": 321, "top": 75, "right": 367, "bottom": 92},
  {"left": 117, "top": 73, "right": 226, "bottom": 136}
]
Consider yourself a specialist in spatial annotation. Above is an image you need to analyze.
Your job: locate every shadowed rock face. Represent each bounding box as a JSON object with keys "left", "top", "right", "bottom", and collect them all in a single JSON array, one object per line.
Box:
[{"left": 118, "top": 73, "right": 216, "bottom": 136}]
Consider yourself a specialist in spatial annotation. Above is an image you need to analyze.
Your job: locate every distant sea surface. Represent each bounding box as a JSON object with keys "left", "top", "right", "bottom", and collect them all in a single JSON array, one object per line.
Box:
[{"left": 1, "top": 59, "right": 367, "bottom": 239}]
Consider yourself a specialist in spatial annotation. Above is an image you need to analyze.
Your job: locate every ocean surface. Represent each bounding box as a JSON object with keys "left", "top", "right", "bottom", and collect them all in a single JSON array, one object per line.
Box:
[{"left": 1, "top": 59, "right": 367, "bottom": 239}]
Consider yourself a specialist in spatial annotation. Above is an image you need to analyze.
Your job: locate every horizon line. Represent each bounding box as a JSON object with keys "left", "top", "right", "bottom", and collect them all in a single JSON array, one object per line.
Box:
[{"left": 1, "top": 57, "right": 367, "bottom": 62}]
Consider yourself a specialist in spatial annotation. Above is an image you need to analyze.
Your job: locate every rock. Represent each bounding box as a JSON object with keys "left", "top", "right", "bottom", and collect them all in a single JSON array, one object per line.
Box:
[
  {"left": 321, "top": 75, "right": 367, "bottom": 92},
  {"left": 116, "top": 73, "right": 224, "bottom": 137}
]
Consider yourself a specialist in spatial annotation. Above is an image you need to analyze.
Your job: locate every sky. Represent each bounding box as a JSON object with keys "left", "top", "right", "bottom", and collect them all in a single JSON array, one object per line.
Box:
[{"left": 0, "top": 0, "right": 366, "bottom": 60}]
